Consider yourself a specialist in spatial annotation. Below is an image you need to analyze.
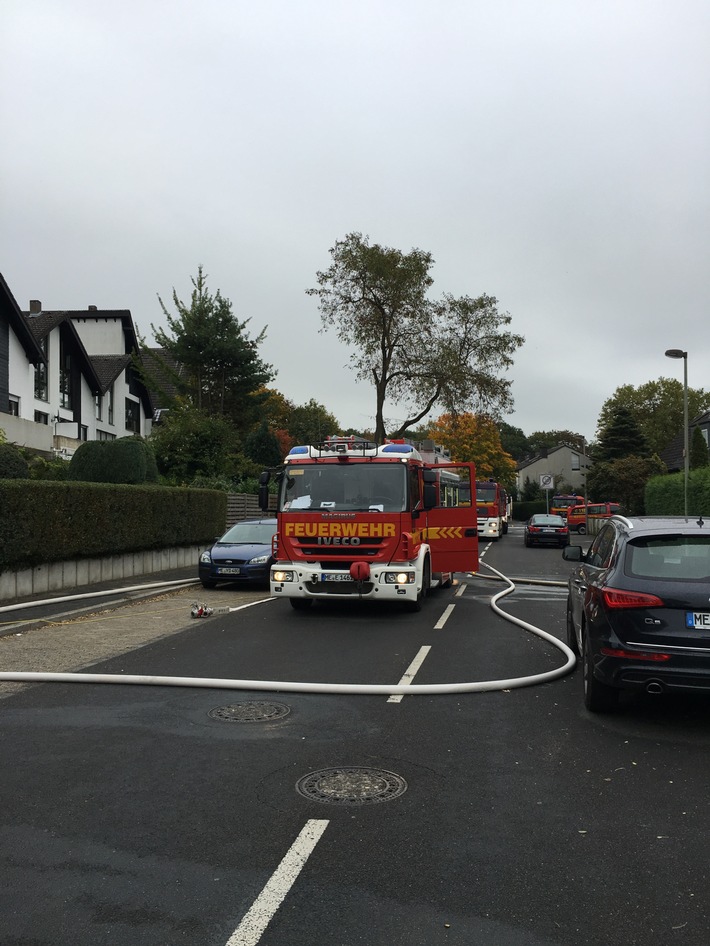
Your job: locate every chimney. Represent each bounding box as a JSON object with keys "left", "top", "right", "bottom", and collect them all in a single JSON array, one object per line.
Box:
[
  {"left": 29, "top": 300, "right": 42, "bottom": 314},
  {"left": 88, "top": 305, "right": 98, "bottom": 311}
]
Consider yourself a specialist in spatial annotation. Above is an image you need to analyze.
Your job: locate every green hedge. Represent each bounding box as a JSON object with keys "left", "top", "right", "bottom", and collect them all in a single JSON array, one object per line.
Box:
[
  {"left": 0, "top": 480, "right": 227, "bottom": 571},
  {"left": 645, "top": 468, "right": 710, "bottom": 517},
  {"left": 511, "top": 500, "right": 547, "bottom": 521}
]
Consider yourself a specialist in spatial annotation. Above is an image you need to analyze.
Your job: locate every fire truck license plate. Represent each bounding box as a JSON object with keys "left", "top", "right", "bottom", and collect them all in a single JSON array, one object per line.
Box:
[
  {"left": 321, "top": 573, "right": 351, "bottom": 582},
  {"left": 686, "top": 612, "right": 710, "bottom": 628}
]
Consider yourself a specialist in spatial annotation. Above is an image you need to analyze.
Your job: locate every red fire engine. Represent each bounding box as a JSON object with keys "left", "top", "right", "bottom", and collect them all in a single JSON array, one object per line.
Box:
[
  {"left": 476, "top": 479, "right": 509, "bottom": 540},
  {"left": 259, "top": 437, "right": 479, "bottom": 610}
]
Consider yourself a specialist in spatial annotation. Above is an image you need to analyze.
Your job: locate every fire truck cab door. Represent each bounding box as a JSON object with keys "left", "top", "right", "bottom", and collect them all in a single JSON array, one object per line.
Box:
[{"left": 421, "top": 463, "right": 479, "bottom": 574}]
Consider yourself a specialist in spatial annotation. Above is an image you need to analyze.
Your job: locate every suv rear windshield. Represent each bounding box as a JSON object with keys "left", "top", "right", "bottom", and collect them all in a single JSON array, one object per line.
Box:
[{"left": 626, "top": 536, "right": 710, "bottom": 581}]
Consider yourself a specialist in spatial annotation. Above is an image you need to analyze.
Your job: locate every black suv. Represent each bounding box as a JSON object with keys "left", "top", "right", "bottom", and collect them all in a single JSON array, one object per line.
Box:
[{"left": 563, "top": 515, "right": 710, "bottom": 712}]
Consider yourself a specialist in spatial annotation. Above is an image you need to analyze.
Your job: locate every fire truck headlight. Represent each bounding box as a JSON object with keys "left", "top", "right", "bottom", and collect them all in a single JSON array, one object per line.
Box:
[
  {"left": 385, "top": 571, "right": 415, "bottom": 584},
  {"left": 272, "top": 569, "right": 295, "bottom": 583}
]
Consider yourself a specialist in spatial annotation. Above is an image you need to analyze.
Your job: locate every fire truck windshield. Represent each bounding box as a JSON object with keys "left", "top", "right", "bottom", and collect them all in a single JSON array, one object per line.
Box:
[
  {"left": 476, "top": 483, "right": 497, "bottom": 503},
  {"left": 281, "top": 463, "right": 407, "bottom": 512}
]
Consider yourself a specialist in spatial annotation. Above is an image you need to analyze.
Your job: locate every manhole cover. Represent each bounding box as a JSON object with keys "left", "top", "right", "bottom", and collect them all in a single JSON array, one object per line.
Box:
[
  {"left": 208, "top": 701, "right": 291, "bottom": 723},
  {"left": 295, "top": 766, "right": 408, "bottom": 806}
]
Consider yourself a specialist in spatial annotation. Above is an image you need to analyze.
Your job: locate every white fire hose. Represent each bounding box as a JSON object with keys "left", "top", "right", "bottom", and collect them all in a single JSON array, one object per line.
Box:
[{"left": 0, "top": 565, "right": 575, "bottom": 694}]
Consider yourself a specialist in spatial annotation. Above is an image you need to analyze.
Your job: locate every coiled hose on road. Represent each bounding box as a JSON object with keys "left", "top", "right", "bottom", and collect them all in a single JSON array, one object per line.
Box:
[{"left": 0, "top": 565, "right": 575, "bottom": 695}]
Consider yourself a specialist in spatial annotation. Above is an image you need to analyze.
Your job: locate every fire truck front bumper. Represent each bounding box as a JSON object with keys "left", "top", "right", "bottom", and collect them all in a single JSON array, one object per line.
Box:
[
  {"left": 477, "top": 519, "right": 500, "bottom": 539},
  {"left": 270, "top": 563, "right": 421, "bottom": 603}
]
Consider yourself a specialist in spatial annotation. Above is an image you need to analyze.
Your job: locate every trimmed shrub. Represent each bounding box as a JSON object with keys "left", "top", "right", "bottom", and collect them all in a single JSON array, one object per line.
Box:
[
  {"left": 512, "top": 500, "right": 547, "bottom": 521},
  {"left": 68, "top": 437, "right": 159, "bottom": 484},
  {"left": 0, "top": 443, "right": 29, "bottom": 479}
]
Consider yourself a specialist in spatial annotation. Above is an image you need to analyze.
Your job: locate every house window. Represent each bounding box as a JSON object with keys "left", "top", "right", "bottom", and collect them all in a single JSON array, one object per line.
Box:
[
  {"left": 8, "top": 395, "right": 20, "bottom": 416},
  {"left": 59, "top": 338, "right": 72, "bottom": 409},
  {"left": 125, "top": 398, "right": 140, "bottom": 433},
  {"left": 107, "top": 383, "right": 114, "bottom": 424},
  {"left": 34, "top": 411, "right": 49, "bottom": 425},
  {"left": 97, "top": 430, "right": 116, "bottom": 441},
  {"left": 571, "top": 453, "right": 580, "bottom": 471},
  {"left": 34, "top": 337, "right": 48, "bottom": 400},
  {"left": 80, "top": 425, "right": 88, "bottom": 441},
  {"left": 95, "top": 394, "right": 103, "bottom": 421}
]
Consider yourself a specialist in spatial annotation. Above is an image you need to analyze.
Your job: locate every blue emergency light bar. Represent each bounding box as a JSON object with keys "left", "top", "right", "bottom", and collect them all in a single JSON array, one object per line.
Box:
[{"left": 380, "top": 443, "right": 415, "bottom": 454}]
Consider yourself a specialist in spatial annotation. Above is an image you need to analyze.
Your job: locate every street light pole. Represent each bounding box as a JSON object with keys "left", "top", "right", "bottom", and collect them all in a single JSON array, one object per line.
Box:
[{"left": 665, "top": 348, "right": 689, "bottom": 517}]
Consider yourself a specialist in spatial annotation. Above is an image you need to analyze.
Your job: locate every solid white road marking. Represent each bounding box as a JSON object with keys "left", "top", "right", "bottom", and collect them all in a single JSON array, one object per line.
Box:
[
  {"left": 225, "top": 819, "right": 329, "bottom": 946},
  {"left": 434, "top": 604, "right": 455, "bottom": 629},
  {"left": 387, "top": 645, "right": 432, "bottom": 703}
]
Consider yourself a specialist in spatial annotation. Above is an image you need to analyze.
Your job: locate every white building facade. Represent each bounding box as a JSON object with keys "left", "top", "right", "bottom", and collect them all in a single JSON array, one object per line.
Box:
[{"left": 1, "top": 274, "right": 153, "bottom": 458}]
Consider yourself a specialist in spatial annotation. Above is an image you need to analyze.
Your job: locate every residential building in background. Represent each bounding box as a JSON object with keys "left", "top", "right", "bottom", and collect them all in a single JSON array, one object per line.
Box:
[
  {"left": 516, "top": 443, "right": 592, "bottom": 497},
  {"left": 0, "top": 272, "right": 153, "bottom": 458}
]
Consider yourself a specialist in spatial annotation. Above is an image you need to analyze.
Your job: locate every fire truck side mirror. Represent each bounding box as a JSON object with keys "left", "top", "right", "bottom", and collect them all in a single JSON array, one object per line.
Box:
[
  {"left": 258, "top": 471, "right": 270, "bottom": 512},
  {"left": 422, "top": 469, "right": 437, "bottom": 509}
]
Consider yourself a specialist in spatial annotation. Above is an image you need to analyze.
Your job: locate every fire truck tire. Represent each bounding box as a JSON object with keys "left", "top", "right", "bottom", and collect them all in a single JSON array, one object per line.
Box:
[
  {"left": 577, "top": 524, "right": 586, "bottom": 535},
  {"left": 289, "top": 598, "right": 313, "bottom": 610}
]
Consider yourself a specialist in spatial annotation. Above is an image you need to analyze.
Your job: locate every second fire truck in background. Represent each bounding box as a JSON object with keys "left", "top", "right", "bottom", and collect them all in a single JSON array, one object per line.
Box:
[{"left": 476, "top": 479, "right": 510, "bottom": 540}]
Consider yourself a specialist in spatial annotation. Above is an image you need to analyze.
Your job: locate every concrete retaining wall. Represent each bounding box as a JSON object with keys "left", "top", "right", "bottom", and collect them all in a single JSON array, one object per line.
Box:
[{"left": 0, "top": 545, "right": 202, "bottom": 603}]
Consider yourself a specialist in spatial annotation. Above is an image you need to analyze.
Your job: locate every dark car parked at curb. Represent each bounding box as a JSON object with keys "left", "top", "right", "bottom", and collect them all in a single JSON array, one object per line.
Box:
[
  {"left": 563, "top": 515, "right": 710, "bottom": 712},
  {"left": 524, "top": 514, "right": 569, "bottom": 548},
  {"left": 199, "top": 518, "right": 277, "bottom": 588}
]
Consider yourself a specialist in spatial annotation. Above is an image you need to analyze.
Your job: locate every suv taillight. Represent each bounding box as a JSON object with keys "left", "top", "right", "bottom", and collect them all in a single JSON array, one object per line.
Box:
[{"left": 599, "top": 587, "right": 664, "bottom": 609}]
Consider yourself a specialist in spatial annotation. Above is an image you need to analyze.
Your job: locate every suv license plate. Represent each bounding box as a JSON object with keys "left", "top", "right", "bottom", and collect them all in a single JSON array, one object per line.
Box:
[
  {"left": 321, "top": 573, "right": 351, "bottom": 582},
  {"left": 685, "top": 611, "right": 710, "bottom": 629}
]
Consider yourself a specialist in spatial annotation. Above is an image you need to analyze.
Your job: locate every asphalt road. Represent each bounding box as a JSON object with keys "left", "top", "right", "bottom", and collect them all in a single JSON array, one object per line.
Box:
[{"left": 1, "top": 525, "right": 708, "bottom": 946}]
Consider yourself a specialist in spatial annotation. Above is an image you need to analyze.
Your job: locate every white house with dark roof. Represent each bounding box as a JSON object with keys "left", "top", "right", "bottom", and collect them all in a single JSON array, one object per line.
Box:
[
  {"left": 0, "top": 273, "right": 154, "bottom": 458},
  {"left": 515, "top": 443, "right": 592, "bottom": 496}
]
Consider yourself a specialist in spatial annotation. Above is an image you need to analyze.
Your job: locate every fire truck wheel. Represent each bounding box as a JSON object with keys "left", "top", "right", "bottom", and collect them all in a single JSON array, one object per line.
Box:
[{"left": 289, "top": 598, "right": 313, "bottom": 610}]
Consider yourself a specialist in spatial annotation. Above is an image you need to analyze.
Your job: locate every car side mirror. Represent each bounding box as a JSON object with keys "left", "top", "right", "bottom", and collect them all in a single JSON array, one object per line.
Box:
[{"left": 562, "top": 545, "right": 584, "bottom": 562}]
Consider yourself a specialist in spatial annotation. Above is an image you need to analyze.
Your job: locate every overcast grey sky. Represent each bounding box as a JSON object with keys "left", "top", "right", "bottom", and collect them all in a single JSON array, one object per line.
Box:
[{"left": 2, "top": 0, "right": 708, "bottom": 443}]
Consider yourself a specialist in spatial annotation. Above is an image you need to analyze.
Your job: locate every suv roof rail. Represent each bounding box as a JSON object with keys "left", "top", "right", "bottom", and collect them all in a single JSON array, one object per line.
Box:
[{"left": 611, "top": 514, "right": 634, "bottom": 529}]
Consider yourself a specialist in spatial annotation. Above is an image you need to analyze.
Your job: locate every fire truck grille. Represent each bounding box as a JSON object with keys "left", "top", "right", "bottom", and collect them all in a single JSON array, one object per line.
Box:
[
  {"left": 294, "top": 539, "right": 382, "bottom": 558},
  {"left": 311, "top": 581, "right": 375, "bottom": 596},
  {"left": 307, "top": 547, "right": 379, "bottom": 558}
]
